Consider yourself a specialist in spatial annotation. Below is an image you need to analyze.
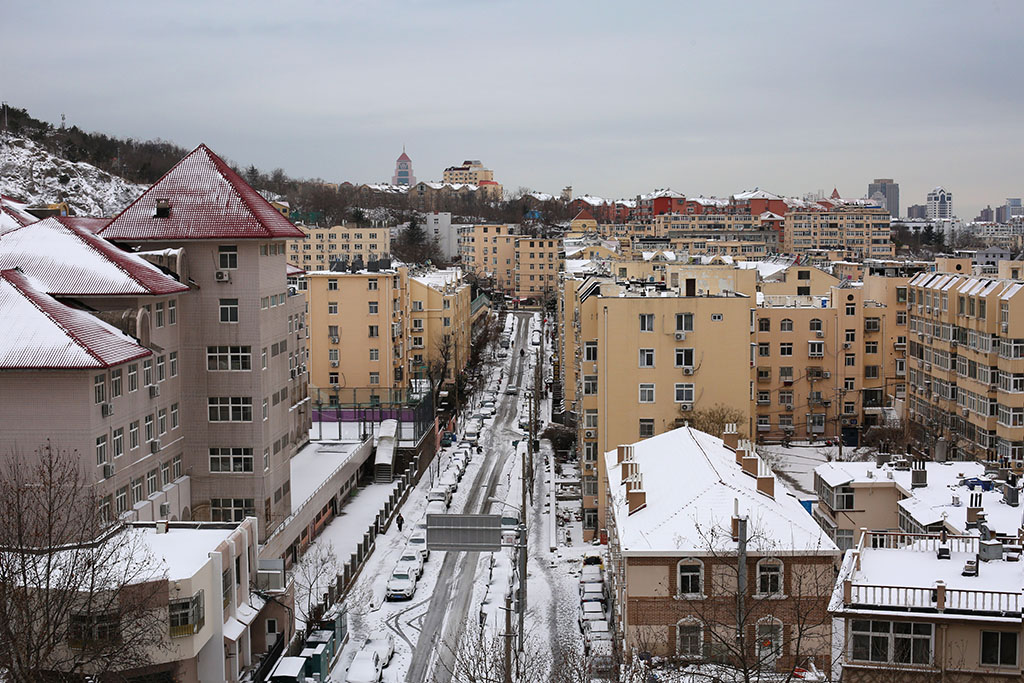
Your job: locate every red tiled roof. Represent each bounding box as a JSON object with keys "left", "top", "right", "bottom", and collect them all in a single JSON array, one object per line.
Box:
[
  {"left": 0, "top": 195, "right": 36, "bottom": 235},
  {"left": 0, "top": 269, "right": 152, "bottom": 369},
  {"left": 60, "top": 216, "right": 113, "bottom": 234},
  {"left": 397, "top": 151, "right": 411, "bottom": 162},
  {"left": 99, "top": 144, "right": 305, "bottom": 241},
  {"left": 572, "top": 208, "right": 597, "bottom": 222},
  {"left": 0, "top": 217, "right": 188, "bottom": 296}
]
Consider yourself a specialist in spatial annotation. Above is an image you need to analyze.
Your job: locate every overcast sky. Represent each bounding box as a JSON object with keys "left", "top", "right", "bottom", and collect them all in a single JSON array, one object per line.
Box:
[{"left": 4, "top": 1, "right": 1022, "bottom": 219}]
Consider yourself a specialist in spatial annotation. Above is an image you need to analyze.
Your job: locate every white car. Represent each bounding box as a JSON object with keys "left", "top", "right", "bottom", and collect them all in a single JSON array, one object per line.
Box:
[
  {"left": 478, "top": 404, "right": 496, "bottom": 417},
  {"left": 439, "top": 470, "right": 459, "bottom": 491},
  {"left": 346, "top": 648, "right": 382, "bottom": 683},
  {"left": 425, "top": 500, "right": 447, "bottom": 518},
  {"left": 364, "top": 629, "right": 394, "bottom": 668},
  {"left": 578, "top": 600, "right": 605, "bottom": 631},
  {"left": 397, "top": 547, "right": 425, "bottom": 579},
  {"left": 427, "top": 486, "right": 451, "bottom": 507},
  {"left": 580, "top": 581, "right": 605, "bottom": 605},
  {"left": 408, "top": 530, "right": 430, "bottom": 560},
  {"left": 583, "top": 619, "right": 613, "bottom": 652},
  {"left": 385, "top": 564, "right": 418, "bottom": 601},
  {"left": 579, "top": 564, "right": 603, "bottom": 585}
]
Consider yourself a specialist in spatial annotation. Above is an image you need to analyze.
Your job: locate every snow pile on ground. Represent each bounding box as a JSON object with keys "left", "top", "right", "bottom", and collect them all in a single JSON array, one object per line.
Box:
[{"left": 0, "top": 136, "right": 146, "bottom": 216}]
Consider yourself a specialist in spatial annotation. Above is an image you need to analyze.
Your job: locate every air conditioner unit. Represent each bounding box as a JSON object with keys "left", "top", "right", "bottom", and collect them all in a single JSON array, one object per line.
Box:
[
  {"left": 843, "top": 343, "right": 851, "bottom": 349},
  {"left": 103, "top": 463, "right": 114, "bottom": 479},
  {"left": 329, "top": 336, "right": 340, "bottom": 344},
  {"left": 950, "top": 340, "right": 958, "bottom": 348},
  {"left": 675, "top": 332, "right": 686, "bottom": 341},
  {"left": 101, "top": 402, "right": 114, "bottom": 417},
  {"left": 214, "top": 270, "right": 231, "bottom": 283},
  {"left": 680, "top": 403, "right": 692, "bottom": 412},
  {"left": 815, "top": 330, "right": 824, "bottom": 338},
  {"left": 784, "top": 404, "right": 793, "bottom": 411},
  {"left": 823, "top": 371, "right": 831, "bottom": 378},
  {"left": 149, "top": 440, "right": 160, "bottom": 454},
  {"left": 961, "top": 409, "right": 969, "bottom": 417},
  {"left": 159, "top": 502, "right": 171, "bottom": 517},
  {"left": 683, "top": 367, "right": 694, "bottom": 375},
  {"left": 584, "top": 430, "right": 595, "bottom": 439},
  {"left": 148, "top": 384, "right": 160, "bottom": 398},
  {"left": 330, "top": 360, "right": 339, "bottom": 367},
  {"left": 1002, "top": 322, "right": 1009, "bottom": 333},
  {"left": 842, "top": 418, "right": 852, "bottom": 426},
  {"left": 823, "top": 400, "right": 831, "bottom": 407}
]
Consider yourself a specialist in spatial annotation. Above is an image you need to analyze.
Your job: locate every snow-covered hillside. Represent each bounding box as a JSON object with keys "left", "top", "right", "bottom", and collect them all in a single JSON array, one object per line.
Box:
[{"left": 0, "top": 135, "right": 146, "bottom": 217}]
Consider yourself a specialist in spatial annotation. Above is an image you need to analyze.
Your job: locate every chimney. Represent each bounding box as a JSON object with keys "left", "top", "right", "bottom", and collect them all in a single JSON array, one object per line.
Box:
[
  {"left": 875, "top": 451, "right": 890, "bottom": 468},
  {"left": 731, "top": 498, "right": 740, "bottom": 541},
  {"left": 155, "top": 520, "right": 169, "bottom": 534},
  {"left": 723, "top": 423, "right": 739, "bottom": 451},
  {"left": 966, "top": 492, "right": 983, "bottom": 526},
  {"left": 756, "top": 459, "right": 775, "bottom": 499},
  {"left": 742, "top": 448, "right": 759, "bottom": 477},
  {"left": 627, "top": 487, "right": 646, "bottom": 515},
  {"left": 911, "top": 460, "right": 928, "bottom": 488},
  {"left": 617, "top": 444, "right": 629, "bottom": 464},
  {"left": 154, "top": 198, "right": 171, "bottom": 218}
]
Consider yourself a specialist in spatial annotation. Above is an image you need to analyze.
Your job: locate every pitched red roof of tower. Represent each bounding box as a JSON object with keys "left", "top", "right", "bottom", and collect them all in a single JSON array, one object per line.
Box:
[
  {"left": 0, "top": 217, "right": 188, "bottom": 296},
  {"left": 572, "top": 208, "right": 597, "bottom": 222},
  {"left": 397, "top": 151, "right": 411, "bottom": 162},
  {"left": 99, "top": 144, "right": 305, "bottom": 241},
  {"left": 0, "top": 269, "right": 152, "bottom": 369},
  {"left": 831, "top": 187, "right": 841, "bottom": 199}
]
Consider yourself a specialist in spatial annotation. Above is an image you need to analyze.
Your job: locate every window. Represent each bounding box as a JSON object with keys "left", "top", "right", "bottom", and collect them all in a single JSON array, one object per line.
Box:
[
  {"left": 981, "top": 630, "right": 1018, "bottom": 667},
  {"left": 147, "top": 469, "right": 158, "bottom": 495},
  {"left": 896, "top": 310, "right": 906, "bottom": 325},
  {"left": 677, "top": 559, "right": 703, "bottom": 596},
  {"left": 112, "top": 428, "right": 124, "bottom": 458},
  {"left": 368, "top": 301, "right": 378, "bottom": 315},
  {"left": 845, "top": 354, "right": 856, "bottom": 367},
  {"left": 218, "top": 246, "right": 238, "bottom": 269},
  {"left": 844, "top": 377, "right": 855, "bottom": 391},
  {"left": 757, "top": 619, "right": 783, "bottom": 666},
  {"left": 369, "top": 372, "right": 380, "bottom": 385},
  {"left": 865, "top": 341, "right": 878, "bottom": 354},
  {"left": 676, "top": 313, "right": 694, "bottom": 332},
  {"left": 219, "top": 298, "right": 239, "bottom": 323},
  {"left": 797, "top": 270, "right": 810, "bottom": 280},
  {"left": 328, "top": 302, "right": 338, "bottom": 314},
  {"left": 808, "top": 341, "right": 824, "bottom": 357},
  {"left": 68, "top": 612, "right": 121, "bottom": 649},
  {"left": 94, "top": 375, "right": 106, "bottom": 404},
  {"left": 145, "top": 415, "right": 154, "bottom": 441},
  {"left": 835, "top": 486, "right": 854, "bottom": 510},
  {"left": 168, "top": 299, "right": 176, "bottom": 325},
  {"left": 757, "top": 390, "right": 771, "bottom": 405},
  {"left": 155, "top": 302, "right": 164, "bottom": 328},
  {"left": 369, "top": 348, "right": 379, "bottom": 361},
  {"left": 845, "top": 329, "right": 856, "bottom": 343},
  {"left": 639, "top": 313, "right": 654, "bottom": 332},
  {"left": 210, "top": 498, "right": 255, "bottom": 522},
  {"left": 675, "top": 348, "right": 694, "bottom": 367},
  {"left": 158, "top": 408, "right": 167, "bottom": 435},
  {"left": 584, "top": 342, "right": 598, "bottom": 362},
  {"left": 96, "top": 436, "right": 108, "bottom": 465},
  {"left": 809, "top": 318, "right": 822, "bottom": 332},
  {"left": 207, "top": 346, "right": 252, "bottom": 371},
  {"left": 367, "top": 278, "right": 378, "bottom": 290},
  {"left": 638, "top": 419, "right": 655, "bottom": 438},
  {"left": 368, "top": 325, "right": 379, "bottom": 338},
  {"left": 171, "top": 403, "right": 179, "bottom": 429},
  {"left": 583, "top": 375, "right": 598, "bottom": 395},
  {"left": 169, "top": 591, "right": 205, "bottom": 638},
  {"left": 131, "top": 478, "right": 143, "bottom": 504},
  {"left": 835, "top": 528, "right": 854, "bottom": 551},
  {"left": 756, "top": 558, "right": 783, "bottom": 596},
  {"left": 584, "top": 410, "right": 598, "bottom": 429},
  {"left": 444, "top": 317, "right": 451, "bottom": 327},
  {"left": 328, "top": 278, "right": 338, "bottom": 291},
  {"left": 758, "top": 343, "right": 770, "bottom": 357},
  {"left": 674, "top": 383, "right": 694, "bottom": 402},
  {"left": 779, "top": 343, "right": 793, "bottom": 356},
  {"left": 677, "top": 618, "right": 703, "bottom": 659},
  {"left": 129, "top": 421, "right": 139, "bottom": 449},
  {"left": 780, "top": 318, "right": 793, "bottom": 332},
  {"left": 639, "top": 349, "right": 655, "bottom": 367},
  {"left": 115, "top": 487, "right": 128, "bottom": 513},
  {"left": 110, "top": 369, "right": 122, "bottom": 398},
  {"left": 758, "top": 318, "right": 771, "bottom": 332},
  {"left": 208, "top": 397, "right": 253, "bottom": 422},
  {"left": 169, "top": 351, "right": 178, "bottom": 377},
  {"left": 261, "top": 348, "right": 268, "bottom": 369},
  {"left": 865, "top": 365, "right": 880, "bottom": 379},
  {"left": 173, "top": 456, "right": 182, "bottom": 478},
  {"left": 157, "top": 355, "right": 166, "bottom": 382},
  {"left": 128, "top": 364, "right": 138, "bottom": 392},
  {"left": 639, "top": 383, "right": 655, "bottom": 403},
  {"left": 851, "top": 620, "right": 932, "bottom": 665},
  {"left": 210, "top": 448, "right": 255, "bottom": 473}
]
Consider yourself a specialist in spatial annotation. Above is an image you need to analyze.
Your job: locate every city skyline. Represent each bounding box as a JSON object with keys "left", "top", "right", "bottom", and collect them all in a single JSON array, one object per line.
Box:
[{"left": 3, "top": 1, "right": 1023, "bottom": 220}]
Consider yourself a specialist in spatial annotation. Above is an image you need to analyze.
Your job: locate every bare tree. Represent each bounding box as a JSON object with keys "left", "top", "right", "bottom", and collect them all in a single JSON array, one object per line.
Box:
[
  {"left": 0, "top": 442, "right": 169, "bottom": 682},
  {"left": 688, "top": 403, "right": 748, "bottom": 440},
  {"left": 290, "top": 540, "right": 339, "bottom": 629}
]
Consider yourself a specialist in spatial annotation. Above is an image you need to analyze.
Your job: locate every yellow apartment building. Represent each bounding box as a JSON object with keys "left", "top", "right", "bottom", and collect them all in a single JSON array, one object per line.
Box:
[
  {"left": 442, "top": 159, "right": 494, "bottom": 185},
  {"left": 906, "top": 268, "right": 1024, "bottom": 466},
  {"left": 568, "top": 276, "right": 753, "bottom": 537},
  {"left": 784, "top": 206, "right": 893, "bottom": 259},
  {"left": 408, "top": 269, "right": 472, "bottom": 382},
  {"left": 513, "top": 236, "right": 563, "bottom": 301},
  {"left": 457, "top": 223, "right": 517, "bottom": 294},
  {"left": 287, "top": 222, "right": 390, "bottom": 270}
]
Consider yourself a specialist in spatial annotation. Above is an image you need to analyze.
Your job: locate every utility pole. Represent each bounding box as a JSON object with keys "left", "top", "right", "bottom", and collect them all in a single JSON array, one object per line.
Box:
[{"left": 503, "top": 592, "right": 513, "bottom": 683}]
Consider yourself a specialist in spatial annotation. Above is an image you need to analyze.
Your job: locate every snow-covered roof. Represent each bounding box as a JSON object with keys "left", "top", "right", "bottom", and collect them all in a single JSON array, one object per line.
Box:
[
  {"left": 605, "top": 426, "right": 838, "bottom": 556},
  {"left": 99, "top": 144, "right": 305, "bottom": 241},
  {"left": 137, "top": 525, "right": 236, "bottom": 581},
  {"left": 527, "top": 191, "right": 555, "bottom": 202},
  {"left": 733, "top": 188, "right": 782, "bottom": 201},
  {"left": 734, "top": 257, "right": 794, "bottom": 280},
  {"left": 687, "top": 196, "right": 730, "bottom": 207},
  {"left": 0, "top": 217, "right": 188, "bottom": 296},
  {"left": 411, "top": 267, "right": 465, "bottom": 290},
  {"left": 0, "top": 269, "right": 152, "bottom": 369},
  {"left": 565, "top": 259, "right": 600, "bottom": 275},
  {"left": 574, "top": 195, "right": 607, "bottom": 206},
  {"left": 638, "top": 189, "right": 684, "bottom": 201},
  {"left": 0, "top": 195, "right": 36, "bottom": 235}
]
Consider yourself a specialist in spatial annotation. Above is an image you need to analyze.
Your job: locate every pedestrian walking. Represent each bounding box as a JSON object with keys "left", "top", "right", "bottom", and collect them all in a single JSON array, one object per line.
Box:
[{"left": 396, "top": 513, "right": 404, "bottom": 532}]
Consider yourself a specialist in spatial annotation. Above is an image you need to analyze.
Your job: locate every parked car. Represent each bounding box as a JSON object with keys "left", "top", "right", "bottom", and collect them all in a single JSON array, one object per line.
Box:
[
  {"left": 579, "top": 564, "right": 603, "bottom": 585},
  {"left": 439, "top": 469, "right": 459, "bottom": 492},
  {"left": 588, "top": 640, "right": 615, "bottom": 677},
  {"left": 385, "top": 564, "right": 418, "bottom": 601},
  {"left": 425, "top": 500, "right": 447, "bottom": 518},
  {"left": 580, "top": 581, "right": 605, "bottom": 605},
  {"left": 583, "top": 619, "right": 613, "bottom": 653},
  {"left": 478, "top": 404, "right": 495, "bottom": 418},
  {"left": 408, "top": 530, "right": 430, "bottom": 560},
  {"left": 397, "top": 548, "right": 424, "bottom": 579},
  {"left": 346, "top": 648, "right": 382, "bottom": 682},
  {"left": 506, "top": 385, "right": 519, "bottom": 396},
  {"left": 427, "top": 486, "right": 451, "bottom": 507},
  {"left": 364, "top": 629, "right": 395, "bottom": 667},
  {"left": 440, "top": 432, "right": 455, "bottom": 447},
  {"left": 578, "top": 600, "right": 605, "bottom": 631},
  {"left": 582, "top": 551, "right": 604, "bottom": 569}
]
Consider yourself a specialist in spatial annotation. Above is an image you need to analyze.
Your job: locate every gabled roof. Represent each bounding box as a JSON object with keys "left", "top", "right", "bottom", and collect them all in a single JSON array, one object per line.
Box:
[
  {"left": 396, "top": 151, "right": 411, "bottom": 162},
  {"left": 0, "top": 217, "right": 188, "bottom": 296},
  {"left": 0, "top": 195, "right": 36, "bottom": 235},
  {"left": 572, "top": 208, "right": 597, "bottom": 222},
  {"left": 99, "top": 144, "right": 305, "bottom": 241},
  {"left": 0, "top": 269, "right": 152, "bottom": 369}
]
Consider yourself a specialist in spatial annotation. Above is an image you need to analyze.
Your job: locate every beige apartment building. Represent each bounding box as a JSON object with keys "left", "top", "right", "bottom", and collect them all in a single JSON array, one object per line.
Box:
[
  {"left": 784, "top": 206, "right": 894, "bottom": 259},
  {"left": 513, "top": 236, "right": 563, "bottom": 301},
  {"left": 286, "top": 221, "right": 390, "bottom": 270},
  {"left": 442, "top": 159, "right": 494, "bottom": 185},
  {"left": 832, "top": 530, "right": 1023, "bottom": 681},
  {"left": 304, "top": 265, "right": 471, "bottom": 399},
  {"left": 566, "top": 276, "right": 753, "bottom": 537},
  {"left": 458, "top": 223, "right": 517, "bottom": 293}
]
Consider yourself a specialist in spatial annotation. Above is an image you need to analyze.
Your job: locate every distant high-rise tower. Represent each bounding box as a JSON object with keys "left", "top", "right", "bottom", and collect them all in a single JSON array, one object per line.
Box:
[
  {"left": 927, "top": 187, "right": 953, "bottom": 220},
  {"left": 392, "top": 148, "right": 415, "bottom": 186},
  {"left": 867, "top": 178, "right": 900, "bottom": 217}
]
